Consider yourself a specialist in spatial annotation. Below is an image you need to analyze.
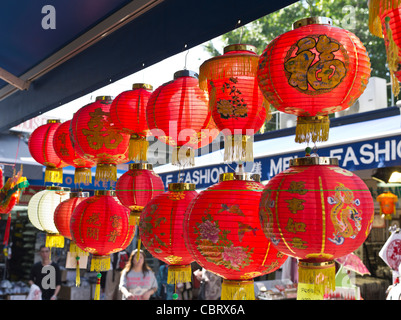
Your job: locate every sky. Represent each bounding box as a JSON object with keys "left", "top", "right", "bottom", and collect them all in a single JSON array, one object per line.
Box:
[{"left": 41, "top": 37, "right": 223, "bottom": 121}]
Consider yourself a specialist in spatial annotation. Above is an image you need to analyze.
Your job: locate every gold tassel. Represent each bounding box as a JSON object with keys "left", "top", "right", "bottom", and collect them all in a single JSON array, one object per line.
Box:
[
  {"left": 90, "top": 255, "right": 111, "bottom": 272},
  {"left": 221, "top": 279, "right": 255, "bottom": 300},
  {"left": 295, "top": 116, "right": 330, "bottom": 144},
  {"left": 368, "top": 0, "right": 401, "bottom": 37},
  {"left": 95, "top": 164, "right": 117, "bottom": 182},
  {"left": 129, "top": 135, "right": 148, "bottom": 162},
  {"left": 298, "top": 261, "right": 336, "bottom": 297},
  {"left": 69, "top": 242, "right": 89, "bottom": 256},
  {"left": 75, "top": 256, "right": 81, "bottom": 287},
  {"left": 224, "top": 135, "right": 253, "bottom": 163},
  {"left": 167, "top": 265, "right": 192, "bottom": 285},
  {"left": 94, "top": 273, "right": 102, "bottom": 300},
  {"left": 136, "top": 239, "right": 141, "bottom": 262},
  {"left": 45, "top": 234, "right": 64, "bottom": 248},
  {"left": 172, "top": 146, "right": 195, "bottom": 167},
  {"left": 129, "top": 210, "right": 141, "bottom": 226},
  {"left": 74, "top": 168, "right": 92, "bottom": 185},
  {"left": 44, "top": 167, "right": 63, "bottom": 184}
]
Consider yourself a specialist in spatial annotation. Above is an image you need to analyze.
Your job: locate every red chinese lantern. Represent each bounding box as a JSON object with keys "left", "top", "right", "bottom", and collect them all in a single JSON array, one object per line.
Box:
[
  {"left": 70, "top": 96, "right": 130, "bottom": 182},
  {"left": 369, "top": 0, "right": 401, "bottom": 95},
  {"left": 53, "top": 191, "right": 90, "bottom": 286},
  {"left": 258, "top": 156, "right": 374, "bottom": 297},
  {"left": 110, "top": 83, "right": 153, "bottom": 162},
  {"left": 199, "top": 44, "right": 268, "bottom": 163},
  {"left": 184, "top": 171, "right": 287, "bottom": 300},
  {"left": 116, "top": 163, "right": 164, "bottom": 225},
  {"left": 257, "top": 17, "right": 371, "bottom": 144},
  {"left": 70, "top": 190, "right": 135, "bottom": 299},
  {"left": 146, "top": 70, "right": 218, "bottom": 167},
  {"left": 376, "top": 191, "right": 398, "bottom": 220},
  {"left": 53, "top": 120, "right": 96, "bottom": 185},
  {"left": 139, "top": 183, "right": 197, "bottom": 284},
  {"left": 28, "top": 120, "right": 68, "bottom": 183}
]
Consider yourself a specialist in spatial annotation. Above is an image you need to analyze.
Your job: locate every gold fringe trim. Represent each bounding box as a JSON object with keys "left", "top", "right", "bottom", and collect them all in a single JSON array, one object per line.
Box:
[
  {"left": 368, "top": 0, "right": 401, "bottom": 37},
  {"left": 129, "top": 210, "right": 141, "bottom": 226},
  {"left": 221, "top": 279, "right": 255, "bottom": 300},
  {"left": 69, "top": 242, "right": 89, "bottom": 256},
  {"left": 298, "top": 261, "right": 336, "bottom": 296},
  {"left": 129, "top": 135, "right": 148, "bottom": 162},
  {"left": 95, "top": 164, "right": 117, "bottom": 182},
  {"left": 44, "top": 167, "right": 63, "bottom": 184},
  {"left": 90, "top": 255, "right": 111, "bottom": 272},
  {"left": 167, "top": 265, "right": 192, "bottom": 284},
  {"left": 172, "top": 146, "right": 195, "bottom": 167},
  {"left": 295, "top": 116, "right": 330, "bottom": 144},
  {"left": 74, "top": 167, "right": 92, "bottom": 185},
  {"left": 45, "top": 233, "right": 64, "bottom": 248},
  {"left": 199, "top": 54, "right": 259, "bottom": 91},
  {"left": 224, "top": 135, "right": 253, "bottom": 163}
]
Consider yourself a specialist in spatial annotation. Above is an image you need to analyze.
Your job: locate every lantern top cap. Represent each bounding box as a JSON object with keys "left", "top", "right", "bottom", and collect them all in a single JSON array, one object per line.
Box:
[
  {"left": 168, "top": 183, "right": 196, "bottom": 191},
  {"left": 129, "top": 163, "right": 153, "bottom": 171},
  {"left": 47, "top": 119, "right": 60, "bottom": 124},
  {"left": 70, "top": 191, "right": 89, "bottom": 198},
  {"left": 223, "top": 44, "right": 257, "bottom": 54},
  {"left": 95, "top": 96, "right": 113, "bottom": 101},
  {"left": 293, "top": 17, "right": 333, "bottom": 29},
  {"left": 45, "top": 186, "right": 71, "bottom": 192},
  {"left": 219, "top": 172, "right": 260, "bottom": 182},
  {"left": 173, "top": 70, "right": 198, "bottom": 80},
  {"left": 132, "top": 83, "right": 153, "bottom": 90},
  {"left": 290, "top": 157, "right": 339, "bottom": 166},
  {"left": 95, "top": 190, "right": 116, "bottom": 196}
]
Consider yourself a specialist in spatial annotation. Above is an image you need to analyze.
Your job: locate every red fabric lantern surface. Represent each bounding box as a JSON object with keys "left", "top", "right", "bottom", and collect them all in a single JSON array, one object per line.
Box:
[
  {"left": 369, "top": 0, "right": 401, "bottom": 96},
  {"left": 110, "top": 83, "right": 153, "bottom": 162},
  {"left": 139, "top": 183, "right": 197, "bottom": 284},
  {"left": 116, "top": 163, "right": 165, "bottom": 225},
  {"left": 199, "top": 44, "right": 269, "bottom": 163},
  {"left": 28, "top": 120, "right": 68, "bottom": 183},
  {"left": 70, "top": 190, "right": 134, "bottom": 299},
  {"left": 146, "top": 70, "right": 219, "bottom": 167},
  {"left": 70, "top": 96, "right": 130, "bottom": 182},
  {"left": 376, "top": 191, "right": 398, "bottom": 220},
  {"left": 258, "top": 156, "right": 374, "bottom": 296},
  {"left": 53, "top": 120, "right": 96, "bottom": 185},
  {"left": 184, "top": 171, "right": 287, "bottom": 300},
  {"left": 257, "top": 17, "right": 371, "bottom": 144}
]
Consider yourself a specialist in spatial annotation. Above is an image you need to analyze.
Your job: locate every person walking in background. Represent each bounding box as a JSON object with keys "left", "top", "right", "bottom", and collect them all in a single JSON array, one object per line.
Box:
[
  {"left": 28, "top": 246, "right": 61, "bottom": 300},
  {"left": 156, "top": 262, "right": 175, "bottom": 300},
  {"left": 194, "top": 268, "right": 222, "bottom": 300},
  {"left": 119, "top": 249, "right": 157, "bottom": 300}
]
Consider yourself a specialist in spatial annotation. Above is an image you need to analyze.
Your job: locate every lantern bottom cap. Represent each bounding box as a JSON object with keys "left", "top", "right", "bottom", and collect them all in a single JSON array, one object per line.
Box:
[{"left": 221, "top": 279, "right": 255, "bottom": 300}]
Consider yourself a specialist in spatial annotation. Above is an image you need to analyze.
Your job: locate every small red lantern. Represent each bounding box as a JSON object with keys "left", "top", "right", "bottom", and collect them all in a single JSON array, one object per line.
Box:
[
  {"left": 116, "top": 163, "right": 165, "bottom": 225},
  {"left": 139, "top": 183, "right": 197, "bottom": 284},
  {"left": 257, "top": 17, "right": 371, "bottom": 144},
  {"left": 28, "top": 120, "right": 68, "bottom": 183},
  {"left": 258, "top": 156, "right": 374, "bottom": 297},
  {"left": 70, "top": 190, "right": 135, "bottom": 299},
  {"left": 110, "top": 83, "right": 153, "bottom": 161},
  {"left": 53, "top": 120, "right": 96, "bottom": 185},
  {"left": 369, "top": 0, "right": 401, "bottom": 95},
  {"left": 184, "top": 171, "right": 287, "bottom": 300},
  {"left": 70, "top": 96, "right": 130, "bottom": 182},
  {"left": 199, "top": 44, "right": 268, "bottom": 163},
  {"left": 146, "top": 70, "right": 218, "bottom": 167},
  {"left": 376, "top": 191, "right": 398, "bottom": 220}
]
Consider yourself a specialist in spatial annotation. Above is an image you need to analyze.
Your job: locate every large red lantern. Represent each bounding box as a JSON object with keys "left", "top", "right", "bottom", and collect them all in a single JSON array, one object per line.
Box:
[
  {"left": 70, "top": 190, "right": 135, "bottom": 299},
  {"left": 376, "top": 191, "right": 398, "bottom": 220},
  {"left": 110, "top": 83, "right": 153, "bottom": 162},
  {"left": 70, "top": 96, "right": 130, "bottom": 182},
  {"left": 139, "top": 183, "right": 197, "bottom": 285},
  {"left": 184, "top": 171, "right": 287, "bottom": 300},
  {"left": 257, "top": 17, "right": 371, "bottom": 144},
  {"left": 369, "top": 0, "right": 401, "bottom": 95},
  {"left": 146, "top": 70, "right": 219, "bottom": 167},
  {"left": 258, "top": 156, "right": 374, "bottom": 297},
  {"left": 28, "top": 120, "right": 68, "bottom": 183},
  {"left": 116, "top": 163, "right": 164, "bottom": 225},
  {"left": 199, "top": 44, "right": 268, "bottom": 163},
  {"left": 53, "top": 120, "right": 96, "bottom": 185}
]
